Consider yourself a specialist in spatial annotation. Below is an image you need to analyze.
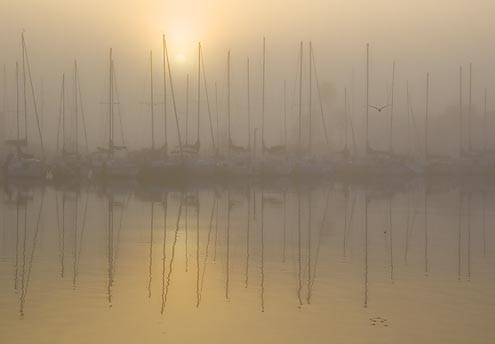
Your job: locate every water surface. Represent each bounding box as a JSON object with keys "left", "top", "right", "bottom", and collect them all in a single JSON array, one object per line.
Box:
[{"left": 0, "top": 181, "right": 494, "bottom": 343}]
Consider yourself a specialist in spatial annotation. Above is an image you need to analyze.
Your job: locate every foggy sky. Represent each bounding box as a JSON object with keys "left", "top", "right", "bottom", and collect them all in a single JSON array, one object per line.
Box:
[{"left": 1, "top": 0, "right": 495, "bottom": 154}]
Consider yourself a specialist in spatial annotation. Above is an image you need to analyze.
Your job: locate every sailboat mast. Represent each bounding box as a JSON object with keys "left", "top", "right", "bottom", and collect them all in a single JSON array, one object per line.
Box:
[
  {"left": 197, "top": 42, "right": 201, "bottom": 147},
  {"left": 484, "top": 88, "right": 487, "bottom": 152},
  {"left": 108, "top": 48, "right": 113, "bottom": 158},
  {"left": 459, "top": 66, "right": 463, "bottom": 157},
  {"left": 390, "top": 61, "right": 395, "bottom": 153},
  {"left": 227, "top": 50, "right": 231, "bottom": 158},
  {"left": 74, "top": 61, "right": 79, "bottom": 154},
  {"left": 162, "top": 35, "right": 168, "bottom": 156},
  {"left": 308, "top": 42, "right": 313, "bottom": 154},
  {"left": 261, "top": 38, "right": 266, "bottom": 155},
  {"left": 22, "top": 36, "right": 28, "bottom": 144},
  {"left": 365, "top": 43, "right": 369, "bottom": 154},
  {"left": 247, "top": 57, "right": 251, "bottom": 151},
  {"left": 283, "top": 80, "right": 287, "bottom": 149},
  {"left": 298, "top": 42, "right": 303, "bottom": 157},
  {"left": 215, "top": 81, "right": 219, "bottom": 156},
  {"left": 344, "top": 88, "right": 348, "bottom": 153},
  {"left": 16, "top": 62, "right": 20, "bottom": 144},
  {"left": 163, "top": 37, "right": 183, "bottom": 159},
  {"left": 425, "top": 72, "right": 429, "bottom": 159},
  {"left": 406, "top": 80, "right": 411, "bottom": 157},
  {"left": 468, "top": 63, "right": 472, "bottom": 151},
  {"left": 150, "top": 50, "right": 155, "bottom": 151},
  {"left": 62, "top": 73, "right": 66, "bottom": 154}
]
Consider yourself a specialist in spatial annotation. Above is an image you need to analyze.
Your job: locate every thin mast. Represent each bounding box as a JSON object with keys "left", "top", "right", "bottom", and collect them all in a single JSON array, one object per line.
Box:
[
  {"left": 62, "top": 73, "right": 66, "bottom": 154},
  {"left": 484, "top": 88, "right": 488, "bottom": 152},
  {"left": 109, "top": 49, "right": 114, "bottom": 158},
  {"left": 215, "top": 81, "right": 219, "bottom": 156},
  {"left": 344, "top": 88, "right": 348, "bottom": 153},
  {"left": 16, "top": 62, "right": 20, "bottom": 144},
  {"left": 283, "top": 80, "right": 287, "bottom": 149},
  {"left": 365, "top": 43, "right": 370, "bottom": 154},
  {"left": 74, "top": 61, "right": 79, "bottom": 154},
  {"left": 308, "top": 42, "right": 313, "bottom": 154},
  {"left": 150, "top": 50, "right": 155, "bottom": 150},
  {"left": 22, "top": 33, "right": 44, "bottom": 156},
  {"left": 298, "top": 41, "right": 303, "bottom": 157},
  {"left": 261, "top": 38, "right": 266, "bottom": 155},
  {"left": 75, "top": 62, "right": 89, "bottom": 153},
  {"left": 468, "top": 63, "right": 472, "bottom": 151},
  {"left": 227, "top": 50, "right": 231, "bottom": 158},
  {"left": 186, "top": 74, "right": 189, "bottom": 144},
  {"left": 425, "top": 72, "right": 429, "bottom": 159},
  {"left": 247, "top": 57, "right": 251, "bottom": 151},
  {"left": 197, "top": 42, "right": 201, "bottom": 147},
  {"left": 163, "top": 37, "right": 183, "bottom": 159},
  {"left": 22, "top": 36, "right": 28, "bottom": 144},
  {"left": 459, "top": 66, "right": 463, "bottom": 157},
  {"left": 389, "top": 61, "right": 395, "bottom": 153},
  {"left": 406, "top": 80, "right": 411, "bottom": 157},
  {"left": 162, "top": 35, "right": 168, "bottom": 156}
]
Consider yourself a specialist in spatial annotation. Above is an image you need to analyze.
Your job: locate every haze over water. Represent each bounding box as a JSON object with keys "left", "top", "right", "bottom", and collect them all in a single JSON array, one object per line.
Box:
[{"left": 1, "top": 1, "right": 495, "bottom": 343}]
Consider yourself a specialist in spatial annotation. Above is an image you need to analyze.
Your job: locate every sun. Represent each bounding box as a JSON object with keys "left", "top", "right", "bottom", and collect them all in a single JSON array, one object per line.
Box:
[{"left": 175, "top": 53, "right": 187, "bottom": 64}]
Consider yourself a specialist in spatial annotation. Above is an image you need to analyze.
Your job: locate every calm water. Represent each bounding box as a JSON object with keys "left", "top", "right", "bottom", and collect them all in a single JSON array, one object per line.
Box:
[{"left": 0, "top": 181, "right": 494, "bottom": 344}]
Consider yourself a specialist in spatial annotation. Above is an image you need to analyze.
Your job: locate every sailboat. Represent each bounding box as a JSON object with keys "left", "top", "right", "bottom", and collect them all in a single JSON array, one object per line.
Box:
[
  {"left": 92, "top": 49, "right": 139, "bottom": 179},
  {"left": 292, "top": 42, "right": 332, "bottom": 177},
  {"left": 220, "top": 49, "right": 253, "bottom": 177},
  {"left": 183, "top": 42, "right": 219, "bottom": 178},
  {"left": 138, "top": 47, "right": 185, "bottom": 181},
  {"left": 51, "top": 62, "right": 91, "bottom": 181},
  {"left": 4, "top": 33, "right": 48, "bottom": 179},
  {"left": 254, "top": 38, "right": 293, "bottom": 177}
]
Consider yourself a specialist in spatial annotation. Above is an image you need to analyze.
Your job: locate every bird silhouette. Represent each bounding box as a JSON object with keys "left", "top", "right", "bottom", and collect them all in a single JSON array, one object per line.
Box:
[{"left": 369, "top": 104, "right": 392, "bottom": 112}]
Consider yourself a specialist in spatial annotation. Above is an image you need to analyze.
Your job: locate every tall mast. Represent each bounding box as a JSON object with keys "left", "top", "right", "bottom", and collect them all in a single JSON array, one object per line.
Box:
[
  {"left": 261, "top": 37, "right": 266, "bottom": 155},
  {"left": 298, "top": 42, "right": 303, "bottom": 157},
  {"left": 74, "top": 61, "right": 79, "bottom": 154},
  {"left": 150, "top": 50, "right": 155, "bottom": 151},
  {"left": 109, "top": 48, "right": 114, "bottom": 158},
  {"left": 227, "top": 50, "right": 231, "bottom": 158},
  {"left": 162, "top": 35, "right": 168, "bottom": 156},
  {"left": 197, "top": 42, "right": 201, "bottom": 147},
  {"left": 22, "top": 35, "right": 28, "bottom": 144},
  {"left": 163, "top": 37, "right": 183, "bottom": 159},
  {"left": 389, "top": 61, "right": 395, "bottom": 153},
  {"left": 215, "top": 81, "right": 219, "bottom": 156},
  {"left": 62, "top": 73, "right": 66, "bottom": 154},
  {"left": 484, "top": 88, "right": 487, "bottom": 152},
  {"left": 16, "top": 62, "right": 20, "bottom": 144},
  {"left": 1, "top": 65, "right": 6, "bottom": 143},
  {"left": 308, "top": 42, "right": 313, "bottom": 154},
  {"left": 344, "top": 88, "right": 348, "bottom": 153},
  {"left": 75, "top": 62, "right": 89, "bottom": 153},
  {"left": 459, "top": 66, "right": 463, "bottom": 157},
  {"left": 468, "top": 63, "right": 472, "bottom": 151},
  {"left": 406, "top": 80, "right": 411, "bottom": 157},
  {"left": 247, "top": 57, "right": 251, "bottom": 151},
  {"left": 425, "top": 72, "right": 429, "bottom": 159},
  {"left": 200, "top": 47, "right": 215, "bottom": 152},
  {"left": 283, "top": 80, "right": 287, "bottom": 149},
  {"left": 185, "top": 74, "right": 189, "bottom": 144},
  {"left": 21, "top": 33, "right": 44, "bottom": 157},
  {"left": 365, "top": 43, "right": 370, "bottom": 155}
]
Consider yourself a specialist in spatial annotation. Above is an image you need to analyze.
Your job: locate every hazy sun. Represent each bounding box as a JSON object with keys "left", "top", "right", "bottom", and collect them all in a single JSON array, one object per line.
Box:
[{"left": 175, "top": 53, "right": 187, "bottom": 64}]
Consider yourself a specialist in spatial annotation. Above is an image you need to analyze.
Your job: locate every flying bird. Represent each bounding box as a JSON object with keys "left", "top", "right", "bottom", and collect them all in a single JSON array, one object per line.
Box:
[{"left": 369, "top": 104, "right": 392, "bottom": 112}]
